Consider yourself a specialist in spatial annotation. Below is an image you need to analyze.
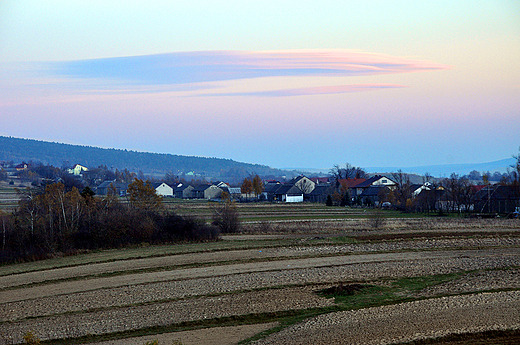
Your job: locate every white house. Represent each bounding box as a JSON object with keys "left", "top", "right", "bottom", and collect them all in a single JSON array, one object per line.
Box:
[
  {"left": 352, "top": 175, "right": 396, "bottom": 196},
  {"left": 274, "top": 184, "right": 304, "bottom": 203},
  {"left": 152, "top": 182, "right": 174, "bottom": 197},
  {"left": 68, "top": 164, "right": 88, "bottom": 176}
]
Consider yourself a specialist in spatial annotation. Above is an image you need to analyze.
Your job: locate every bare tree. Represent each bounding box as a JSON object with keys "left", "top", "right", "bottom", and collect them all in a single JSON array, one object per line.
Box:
[
  {"left": 329, "top": 163, "right": 367, "bottom": 187},
  {"left": 392, "top": 170, "right": 412, "bottom": 211},
  {"left": 251, "top": 175, "right": 264, "bottom": 198}
]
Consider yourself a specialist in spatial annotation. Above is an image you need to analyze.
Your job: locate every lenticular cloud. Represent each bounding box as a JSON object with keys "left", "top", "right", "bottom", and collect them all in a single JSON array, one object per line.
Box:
[{"left": 55, "top": 50, "right": 451, "bottom": 86}]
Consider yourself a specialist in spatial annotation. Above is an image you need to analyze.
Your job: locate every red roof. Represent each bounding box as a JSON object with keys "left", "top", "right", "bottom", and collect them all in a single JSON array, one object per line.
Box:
[
  {"left": 338, "top": 178, "right": 366, "bottom": 188},
  {"left": 471, "top": 185, "right": 487, "bottom": 193}
]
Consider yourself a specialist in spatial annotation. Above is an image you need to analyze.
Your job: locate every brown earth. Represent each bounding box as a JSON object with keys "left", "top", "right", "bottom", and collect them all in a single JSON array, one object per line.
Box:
[{"left": 0, "top": 231, "right": 519, "bottom": 345}]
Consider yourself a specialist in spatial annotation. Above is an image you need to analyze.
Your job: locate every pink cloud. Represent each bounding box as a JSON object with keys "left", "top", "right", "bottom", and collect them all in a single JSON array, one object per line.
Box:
[
  {"left": 204, "top": 83, "right": 407, "bottom": 97},
  {"left": 1, "top": 50, "right": 451, "bottom": 104},
  {"left": 53, "top": 49, "right": 451, "bottom": 86}
]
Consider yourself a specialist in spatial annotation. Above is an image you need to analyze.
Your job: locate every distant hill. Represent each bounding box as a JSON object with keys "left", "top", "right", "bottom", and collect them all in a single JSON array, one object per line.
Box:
[
  {"left": 0, "top": 136, "right": 292, "bottom": 180},
  {"left": 366, "top": 158, "right": 516, "bottom": 177}
]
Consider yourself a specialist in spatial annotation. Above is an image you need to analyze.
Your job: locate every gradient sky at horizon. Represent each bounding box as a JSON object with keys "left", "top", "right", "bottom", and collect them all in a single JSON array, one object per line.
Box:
[{"left": 0, "top": 1, "right": 519, "bottom": 171}]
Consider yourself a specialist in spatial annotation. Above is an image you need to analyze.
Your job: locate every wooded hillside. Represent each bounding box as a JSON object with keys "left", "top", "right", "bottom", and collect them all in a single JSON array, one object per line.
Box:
[{"left": 0, "top": 136, "right": 290, "bottom": 179}]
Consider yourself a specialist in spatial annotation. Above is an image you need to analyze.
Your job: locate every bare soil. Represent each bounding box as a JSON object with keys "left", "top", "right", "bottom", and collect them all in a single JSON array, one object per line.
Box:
[{"left": 0, "top": 227, "right": 519, "bottom": 345}]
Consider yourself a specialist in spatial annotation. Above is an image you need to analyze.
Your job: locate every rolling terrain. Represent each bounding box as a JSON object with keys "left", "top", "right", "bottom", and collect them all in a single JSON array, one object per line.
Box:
[{"left": 0, "top": 209, "right": 519, "bottom": 345}]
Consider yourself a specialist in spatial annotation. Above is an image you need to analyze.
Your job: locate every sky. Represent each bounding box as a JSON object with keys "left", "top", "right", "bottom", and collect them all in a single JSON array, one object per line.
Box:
[{"left": 0, "top": 1, "right": 519, "bottom": 171}]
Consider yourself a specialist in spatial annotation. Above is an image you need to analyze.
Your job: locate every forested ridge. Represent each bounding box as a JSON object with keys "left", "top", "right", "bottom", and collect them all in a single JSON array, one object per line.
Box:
[{"left": 0, "top": 136, "right": 285, "bottom": 178}]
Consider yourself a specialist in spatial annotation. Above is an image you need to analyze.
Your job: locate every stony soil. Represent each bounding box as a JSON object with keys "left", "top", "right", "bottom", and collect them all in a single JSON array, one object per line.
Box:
[
  {"left": 252, "top": 291, "right": 520, "bottom": 345},
  {"left": 0, "top": 232, "right": 519, "bottom": 345}
]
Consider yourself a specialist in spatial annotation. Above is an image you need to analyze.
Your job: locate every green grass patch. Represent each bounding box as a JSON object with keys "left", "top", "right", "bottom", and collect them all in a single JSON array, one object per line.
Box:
[{"left": 319, "top": 273, "right": 463, "bottom": 310}]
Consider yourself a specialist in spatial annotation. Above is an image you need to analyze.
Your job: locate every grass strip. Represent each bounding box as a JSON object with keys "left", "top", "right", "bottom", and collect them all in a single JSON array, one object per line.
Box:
[{"left": 39, "top": 307, "right": 342, "bottom": 345}]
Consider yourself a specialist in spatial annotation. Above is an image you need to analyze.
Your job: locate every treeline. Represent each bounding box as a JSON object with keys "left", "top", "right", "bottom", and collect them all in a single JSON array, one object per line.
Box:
[
  {"left": 0, "top": 136, "right": 289, "bottom": 180},
  {"left": 0, "top": 180, "right": 222, "bottom": 263}
]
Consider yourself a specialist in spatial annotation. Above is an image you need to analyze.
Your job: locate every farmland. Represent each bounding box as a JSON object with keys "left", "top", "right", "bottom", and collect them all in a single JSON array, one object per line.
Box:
[{"left": 0, "top": 191, "right": 519, "bottom": 344}]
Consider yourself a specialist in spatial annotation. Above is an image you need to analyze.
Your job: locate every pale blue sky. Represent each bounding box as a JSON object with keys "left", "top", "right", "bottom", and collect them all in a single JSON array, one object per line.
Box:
[{"left": 0, "top": 1, "right": 519, "bottom": 171}]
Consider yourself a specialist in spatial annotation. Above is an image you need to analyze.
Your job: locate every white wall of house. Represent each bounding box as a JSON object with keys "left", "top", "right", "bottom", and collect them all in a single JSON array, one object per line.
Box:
[
  {"left": 69, "top": 164, "right": 88, "bottom": 176},
  {"left": 285, "top": 194, "right": 304, "bottom": 203},
  {"left": 155, "top": 183, "right": 174, "bottom": 197},
  {"left": 295, "top": 177, "right": 316, "bottom": 194},
  {"left": 372, "top": 176, "right": 397, "bottom": 189}
]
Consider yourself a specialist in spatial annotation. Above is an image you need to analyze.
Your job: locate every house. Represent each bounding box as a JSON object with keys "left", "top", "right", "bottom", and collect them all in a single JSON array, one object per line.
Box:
[
  {"left": 287, "top": 176, "right": 316, "bottom": 194},
  {"left": 359, "top": 185, "right": 390, "bottom": 205},
  {"left": 152, "top": 182, "right": 174, "bottom": 197},
  {"left": 274, "top": 184, "right": 304, "bottom": 203},
  {"left": 351, "top": 175, "right": 396, "bottom": 197},
  {"left": 410, "top": 182, "right": 433, "bottom": 197},
  {"left": 213, "top": 181, "right": 230, "bottom": 189},
  {"left": 307, "top": 184, "right": 333, "bottom": 203},
  {"left": 96, "top": 180, "right": 129, "bottom": 196},
  {"left": 174, "top": 184, "right": 194, "bottom": 199},
  {"left": 473, "top": 185, "right": 520, "bottom": 214},
  {"left": 67, "top": 164, "right": 89, "bottom": 176},
  {"left": 220, "top": 187, "right": 242, "bottom": 200},
  {"left": 309, "top": 177, "right": 330, "bottom": 185},
  {"left": 15, "top": 162, "right": 28, "bottom": 171},
  {"left": 337, "top": 178, "right": 367, "bottom": 198},
  {"left": 262, "top": 181, "right": 283, "bottom": 201},
  {"left": 192, "top": 184, "right": 223, "bottom": 200}
]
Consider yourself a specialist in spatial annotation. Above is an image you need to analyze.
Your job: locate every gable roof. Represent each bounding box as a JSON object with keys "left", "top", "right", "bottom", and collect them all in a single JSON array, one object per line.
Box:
[
  {"left": 174, "top": 184, "right": 193, "bottom": 192},
  {"left": 275, "top": 184, "right": 303, "bottom": 195},
  {"left": 192, "top": 184, "right": 212, "bottom": 192},
  {"left": 309, "top": 177, "right": 329, "bottom": 184},
  {"left": 308, "top": 184, "right": 331, "bottom": 195},
  {"left": 152, "top": 182, "right": 172, "bottom": 189},
  {"left": 264, "top": 182, "right": 282, "bottom": 193},
  {"left": 474, "top": 185, "right": 520, "bottom": 200},
  {"left": 354, "top": 175, "right": 395, "bottom": 188}
]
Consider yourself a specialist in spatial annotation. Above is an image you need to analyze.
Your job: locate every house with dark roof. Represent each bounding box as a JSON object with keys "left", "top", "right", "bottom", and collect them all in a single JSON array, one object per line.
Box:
[
  {"left": 415, "top": 187, "right": 446, "bottom": 213},
  {"left": 152, "top": 182, "right": 174, "bottom": 197},
  {"left": 473, "top": 185, "right": 520, "bottom": 213},
  {"left": 352, "top": 175, "right": 396, "bottom": 197},
  {"left": 192, "top": 184, "right": 223, "bottom": 200},
  {"left": 67, "top": 164, "right": 88, "bottom": 176},
  {"left": 96, "top": 180, "right": 129, "bottom": 196},
  {"left": 337, "top": 178, "right": 367, "bottom": 198},
  {"left": 262, "top": 181, "right": 283, "bottom": 201},
  {"left": 287, "top": 176, "right": 316, "bottom": 194},
  {"left": 410, "top": 182, "right": 433, "bottom": 197},
  {"left": 309, "top": 177, "right": 330, "bottom": 185},
  {"left": 15, "top": 162, "right": 28, "bottom": 171},
  {"left": 220, "top": 187, "right": 242, "bottom": 200},
  {"left": 273, "top": 184, "right": 304, "bottom": 203},
  {"left": 307, "top": 184, "right": 333, "bottom": 203},
  {"left": 174, "top": 183, "right": 194, "bottom": 199},
  {"left": 359, "top": 185, "right": 390, "bottom": 205}
]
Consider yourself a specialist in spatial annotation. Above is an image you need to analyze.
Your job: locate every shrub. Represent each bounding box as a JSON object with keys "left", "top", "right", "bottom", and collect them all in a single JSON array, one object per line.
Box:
[
  {"left": 212, "top": 201, "right": 240, "bottom": 233},
  {"left": 368, "top": 209, "right": 386, "bottom": 230},
  {"left": 325, "top": 194, "right": 333, "bottom": 206}
]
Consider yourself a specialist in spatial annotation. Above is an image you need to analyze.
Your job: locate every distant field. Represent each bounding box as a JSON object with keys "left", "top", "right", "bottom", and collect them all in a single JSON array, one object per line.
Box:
[{"left": 0, "top": 180, "right": 28, "bottom": 212}]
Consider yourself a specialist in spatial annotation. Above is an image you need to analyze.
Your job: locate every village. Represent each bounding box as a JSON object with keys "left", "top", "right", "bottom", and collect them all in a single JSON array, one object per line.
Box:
[{"left": 2, "top": 161, "right": 519, "bottom": 216}]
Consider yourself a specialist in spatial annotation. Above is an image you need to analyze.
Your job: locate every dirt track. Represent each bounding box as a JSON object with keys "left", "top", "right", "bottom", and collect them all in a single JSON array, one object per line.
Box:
[{"left": 0, "top": 234, "right": 519, "bottom": 344}]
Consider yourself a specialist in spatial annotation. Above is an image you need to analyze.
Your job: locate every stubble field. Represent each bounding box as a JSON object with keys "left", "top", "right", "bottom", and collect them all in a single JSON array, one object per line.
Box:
[{"left": 0, "top": 201, "right": 519, "bottom": 345}]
